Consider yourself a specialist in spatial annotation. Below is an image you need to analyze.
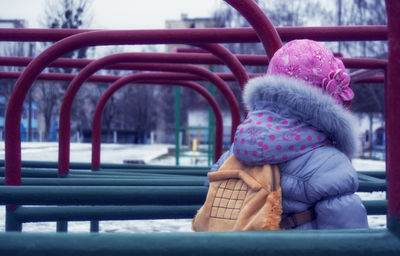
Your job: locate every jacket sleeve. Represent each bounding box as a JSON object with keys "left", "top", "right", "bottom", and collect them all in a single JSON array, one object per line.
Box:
[
  {"left": 314, "top": 194, "right": 368, "bottom": 229},
  {"left": 305, "top": 149, "right": 368, "bottom": 229},
  {"left": 204, "top": 145, "right": 233, "bottom": 186}
]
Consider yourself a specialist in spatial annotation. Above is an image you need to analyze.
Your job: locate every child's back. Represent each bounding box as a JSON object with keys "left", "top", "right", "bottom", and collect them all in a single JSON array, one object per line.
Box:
[{"left": 208, "top": 39, "right": 368, "bottom": 229}]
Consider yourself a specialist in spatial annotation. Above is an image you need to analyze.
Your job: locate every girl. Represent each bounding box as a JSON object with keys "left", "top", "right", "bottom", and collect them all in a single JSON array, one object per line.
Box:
[{"left": 208, "top": 39, "right": 368, "bottom": 229}]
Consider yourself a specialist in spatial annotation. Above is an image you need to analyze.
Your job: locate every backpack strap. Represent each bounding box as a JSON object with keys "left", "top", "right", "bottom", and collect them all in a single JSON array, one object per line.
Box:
[{"left": 279, "top": 208, "right": 316, "bottom": 229}]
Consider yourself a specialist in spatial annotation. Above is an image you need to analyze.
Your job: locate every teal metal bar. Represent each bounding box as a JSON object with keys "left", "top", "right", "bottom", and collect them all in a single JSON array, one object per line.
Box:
[
  {"left": 0, "top": 186, "right": 208, "bottom": 205},
  {"left": 11, "top": 202, "right": 385, "bottom": 225},
  {"left": 0, "top": 167, "right": 209, "bottom": 177},
  {"left": 90, "top": 221, "right": 99, "bottom": 233},
  {"left": 208, "top": 67, "right": 216, "bottom": 166},
  {"left": 365, "top": 200, "right": 387, "bottom": 215},
  {"left": 175, "top": 86, "right": 181, "bottom": 166},
  {"left": 0, "top": 230, "right": 399, "bottom": 256},
  {"left": 5, "top": 207, "right": 22, "bottom": 232},
  {"left": 87, "top": 168, "right": 208, "bottom": 176},
  {"left": 358, "top": 181, "right": 387, "bottom": 192},
  {"left": 358, "top": 171, "right": 386, "bottom": 179},
  {"left": 0, "top": 159, "right": 209, "bottom": 171},
  {"left": 0, "top": 177, "right": 205, "bottom": 186},
  {"left": 0, "top": 177, "right": 385, "bottom": 192},
  {"left": 56, "top": 221, "right": 68, "bottom": 232},
  {"left": 12, "top": 205, "right": 200, "bottom": 222}
]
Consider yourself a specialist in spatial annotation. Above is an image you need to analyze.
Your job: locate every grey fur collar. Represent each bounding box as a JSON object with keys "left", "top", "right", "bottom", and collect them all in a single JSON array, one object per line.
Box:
[{"left": 243, "top": 75, "right": 360, "bottom": 158}]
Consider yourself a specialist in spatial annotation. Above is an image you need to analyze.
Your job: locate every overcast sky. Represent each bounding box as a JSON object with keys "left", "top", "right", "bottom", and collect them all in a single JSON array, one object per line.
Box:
[{"left": 0, "top": 0, "right": 223, "bottom": 29}]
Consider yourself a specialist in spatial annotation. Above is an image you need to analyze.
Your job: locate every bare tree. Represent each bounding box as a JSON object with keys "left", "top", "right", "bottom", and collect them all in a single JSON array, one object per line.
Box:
[{"left": 35, "top": 0, "right": 92, "bottom": 141}]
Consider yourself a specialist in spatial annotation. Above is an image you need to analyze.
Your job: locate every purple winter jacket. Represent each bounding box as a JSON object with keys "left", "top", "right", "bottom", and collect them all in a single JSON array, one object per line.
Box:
[{"left": 208, "top": 75, "right": 368, "bottom": 229}]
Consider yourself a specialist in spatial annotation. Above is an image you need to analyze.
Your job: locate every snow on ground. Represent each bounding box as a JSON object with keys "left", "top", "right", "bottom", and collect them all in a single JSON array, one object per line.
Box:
[{"left": 0, "top": 142, "right": 387, "bottom": 232}]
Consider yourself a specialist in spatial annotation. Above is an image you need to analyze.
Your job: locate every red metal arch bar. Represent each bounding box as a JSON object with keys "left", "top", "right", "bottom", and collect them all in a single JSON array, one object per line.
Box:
[
  {"left": 91, "top": 76, "right": 224, "bottom": 169},
  {"left": 4, "top": 29, "right": 251, "bottom": 186},
  {"left": 0, "top": 26, "right": 387, "bottom": 43},
  {"left": 0, "top": 71, "right": 383, "bottom": 84},
  {"left": 194, "top": 44, "right": 249, "bottom": 89},
  {"left": 58, "top": 53, "right": 240, "bottom": 177},
  {"left": 0, "top": 71, "right": 261, "bottom": 83},
  {"left": 225, "top": 0, "right": 282, "bottom": 59},
  {"left": 0, "top": 55, "right": 387, "bottom": 71}
]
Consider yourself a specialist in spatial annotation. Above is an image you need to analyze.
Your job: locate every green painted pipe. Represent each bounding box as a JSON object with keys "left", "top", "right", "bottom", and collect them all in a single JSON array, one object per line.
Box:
[
  {"left": 0, "top": 229, "right": 399, "bottom": 256},
  {"left": 358, "top": 181, "right": 387, "bottom": 192},
  {"left": 0, "top": 185, "right": 386, "bottom": 215},
  {"left": 0, "top": 166, "right": 208, "bottom": 177},
  {"left": 364, "top": 200, "right": 387, "bottom": 215},
  {"left": 0, "top": 186, "right": 208, "bottom": 205},
  {"left": 0, "top": 159, "right": 209, "bottom": 170},
  {"left": 0, "top": 168, "right": 208, "bottom": 180},
  {"left": 0, "top": 177, "right": 385, "bottom": 193},
  {"left": 13, "top": 205, "right": 200, "bottom": 222},
  {"left": 57, "top": 221, "right": 68, "bottom": 232},
  {"left": 12, "top": 201, "right": 385, "bottom": 224},
  {"left": 0, "top": 177, "right": 205, "bottom": 186},
  {"left": 358, "top": 171, "right": 386, "bottom": 179},
  {"left": 96, "top": 168, "right": 208, "bottom": 176}
]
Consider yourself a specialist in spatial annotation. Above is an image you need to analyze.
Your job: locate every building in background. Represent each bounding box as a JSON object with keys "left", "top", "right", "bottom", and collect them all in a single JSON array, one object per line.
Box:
[
  {"left": 0, "top": 19, "right": 39, "bottom": 141},
  {"left": 165, "top": 13, "right": 217, "bottom": 53}
]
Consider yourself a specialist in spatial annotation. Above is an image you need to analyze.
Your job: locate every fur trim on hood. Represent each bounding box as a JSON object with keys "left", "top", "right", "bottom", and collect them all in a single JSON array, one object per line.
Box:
[{"left": 242, "top": 75, "right": 360, "bottom": 158}]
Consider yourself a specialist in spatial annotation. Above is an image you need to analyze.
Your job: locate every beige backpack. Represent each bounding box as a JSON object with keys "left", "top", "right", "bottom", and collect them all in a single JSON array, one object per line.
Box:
[{"left": 192, "top": 155, "right": 282, "bottom": 231}]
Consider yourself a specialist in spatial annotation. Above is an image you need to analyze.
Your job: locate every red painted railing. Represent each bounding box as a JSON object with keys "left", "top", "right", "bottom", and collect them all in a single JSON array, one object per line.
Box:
[{"left": 385, "top": 0, "right": 400, "bottom": 228}]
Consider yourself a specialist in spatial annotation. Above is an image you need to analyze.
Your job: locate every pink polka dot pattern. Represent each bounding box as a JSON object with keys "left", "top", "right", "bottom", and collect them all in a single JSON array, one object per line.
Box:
[{"left": 232, "top": 110, "right": 328, "bottom": 165}]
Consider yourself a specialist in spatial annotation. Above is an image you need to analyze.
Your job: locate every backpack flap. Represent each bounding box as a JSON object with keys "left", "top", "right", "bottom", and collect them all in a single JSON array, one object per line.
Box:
[{"left": 192, "top": 155, "right": 282, "bottom": 232}]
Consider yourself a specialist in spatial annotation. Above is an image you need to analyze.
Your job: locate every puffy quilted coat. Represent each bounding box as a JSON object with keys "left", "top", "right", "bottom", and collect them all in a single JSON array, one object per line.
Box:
[{"left": 207, "top": 75, "right": 369, "bottom": 229}]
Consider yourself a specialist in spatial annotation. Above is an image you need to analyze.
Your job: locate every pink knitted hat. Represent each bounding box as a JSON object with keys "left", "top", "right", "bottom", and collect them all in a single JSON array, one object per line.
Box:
[{"left": 267, "top": 39, "right": 354, "bottom": 104}]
